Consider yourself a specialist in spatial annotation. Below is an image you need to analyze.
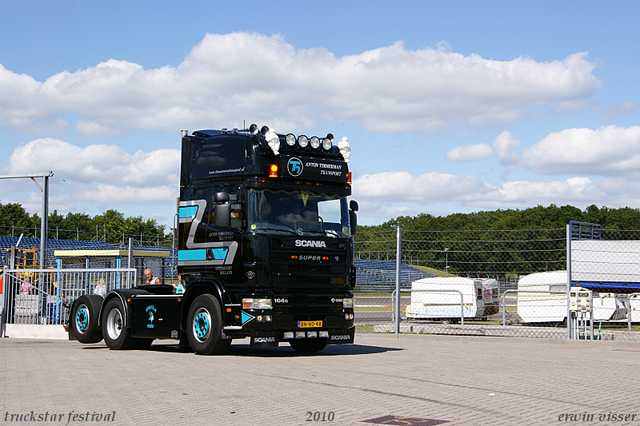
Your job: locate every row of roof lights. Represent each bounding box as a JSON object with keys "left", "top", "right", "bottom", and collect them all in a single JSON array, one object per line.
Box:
[
  {"left": 285, "top": 133, "right": 333, "bottom": 151},
  {"left": 249, "top": 123, "right": 350, "bottom": 162}
]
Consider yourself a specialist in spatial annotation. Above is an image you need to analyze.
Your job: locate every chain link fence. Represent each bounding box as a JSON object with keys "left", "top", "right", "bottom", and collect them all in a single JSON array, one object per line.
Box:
[{"left": 354, "top": 224, "right": 640, "bottom": 341}]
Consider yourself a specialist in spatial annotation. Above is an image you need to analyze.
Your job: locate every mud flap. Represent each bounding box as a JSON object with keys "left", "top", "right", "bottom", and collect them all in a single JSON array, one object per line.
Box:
[
  {"left": 250, "top": 330, "right": 279, "bottom": 347},
  {"left": 328, "top": 328, "right": 355, "bottom": 344}
]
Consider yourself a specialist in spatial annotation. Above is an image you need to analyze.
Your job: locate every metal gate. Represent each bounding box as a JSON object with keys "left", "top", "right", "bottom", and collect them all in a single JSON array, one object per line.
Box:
[{"left": 1, "top": 268, "right": 136, "bottom": 331}]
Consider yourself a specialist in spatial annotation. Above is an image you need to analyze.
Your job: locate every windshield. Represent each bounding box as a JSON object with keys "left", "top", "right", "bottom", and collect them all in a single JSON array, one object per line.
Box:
[{"left": 248, "top": 189, "right": 351, "bottom": 237}]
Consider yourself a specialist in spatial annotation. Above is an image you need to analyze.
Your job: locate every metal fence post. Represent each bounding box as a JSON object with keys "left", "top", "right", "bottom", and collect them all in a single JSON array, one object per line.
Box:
[
  {"left": 395, "top": 225, "right": 401, "bottom": 339},
  {"left": 566, "top": 224, "right": 572, "bottom": 340},
  {"left": 628, "top": 293, "right": 640, "bottom": 332}
]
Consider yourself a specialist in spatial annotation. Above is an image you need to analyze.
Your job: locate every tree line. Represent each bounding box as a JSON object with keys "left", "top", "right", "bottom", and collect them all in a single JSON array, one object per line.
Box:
[
  {"left": 0, "top": 203, "right": 169, "bottom": 246},
  {"left": 354, "top": 204, "right": 640, "bottom": 276},
  {"left": 357, "top": 204, "right": 640, "bottom": 233}
]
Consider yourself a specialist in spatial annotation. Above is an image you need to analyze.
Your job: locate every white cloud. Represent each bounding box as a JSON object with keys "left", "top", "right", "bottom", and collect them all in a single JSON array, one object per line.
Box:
[
  {"left": 445, "top": 143, "right": 492, "bottom": 162},
  {"left": 593, "top": 101, "right": 639, "bottom": 121},
  {"left": 353, "top": 168, "right": 639, "bottom": 222},
  {"left": 521, "top": 125, "right": 640, "bottom": 178},
  {"left": 0, "top": 33, "right": 601, "bottom": 137},
  {"left": 2, "top": 138, "right": 181, "bottom": 222},
  {"left": 353, "top": 171, "right": 490, "bottom": 202},
  {"left": 7, "top": 138, "right": 179, "bottom": 186},
  {"left": 493, "top": 131, "right": 521, "bottom": 165}
]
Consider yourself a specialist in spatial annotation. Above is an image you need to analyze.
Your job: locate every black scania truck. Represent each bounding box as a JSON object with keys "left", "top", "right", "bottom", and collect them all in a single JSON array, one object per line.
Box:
[{"left": 69, "top": 124, "right": 358, "bottom": 354}]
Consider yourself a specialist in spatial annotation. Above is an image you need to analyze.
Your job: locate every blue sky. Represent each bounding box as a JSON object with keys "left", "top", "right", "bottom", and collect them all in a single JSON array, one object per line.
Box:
[{"left": 1, "top": 0, "right": 639, "bottom": 230}]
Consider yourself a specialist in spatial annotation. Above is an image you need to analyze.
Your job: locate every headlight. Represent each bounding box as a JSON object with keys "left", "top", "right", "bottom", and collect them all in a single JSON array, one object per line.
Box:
[
  {"left": 343, "top": 298, "right": 354, "bottom": 309},
  {"left": 298, "top": 135, "right": 309, "bottom": 148},
  {"left": 242, "top": 298, "right": 272, "bottom": 309},
  {"left": 322, "top": 137, "right": 332, "bottom": 151}
]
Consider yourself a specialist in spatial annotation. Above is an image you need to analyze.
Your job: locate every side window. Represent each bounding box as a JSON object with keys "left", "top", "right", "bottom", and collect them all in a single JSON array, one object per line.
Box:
[{"left": 194, "top": 188, "right": 213, "bottom": 225}]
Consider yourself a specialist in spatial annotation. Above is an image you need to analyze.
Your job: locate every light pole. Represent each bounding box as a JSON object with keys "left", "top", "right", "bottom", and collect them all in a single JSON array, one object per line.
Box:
[
  {"left": 0, "top": 171, "right": 53, "bottom": 270},
  {"left": 444, "top": 247, "right": 449, "bottom": 277}
]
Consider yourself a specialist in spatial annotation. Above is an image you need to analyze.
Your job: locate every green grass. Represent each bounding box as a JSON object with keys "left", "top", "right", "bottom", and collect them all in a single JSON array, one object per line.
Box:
[
  {"left": 354, "top": 293, "right": 410, "bottom": 297},
  {"left": 355, "top": 306, "right": 392, "bottom": 312}
]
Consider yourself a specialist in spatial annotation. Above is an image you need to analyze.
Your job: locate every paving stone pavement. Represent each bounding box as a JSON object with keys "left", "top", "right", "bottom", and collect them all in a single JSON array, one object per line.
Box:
[{"left": 1, "top": 333, "right": 640, "bottom": 426}]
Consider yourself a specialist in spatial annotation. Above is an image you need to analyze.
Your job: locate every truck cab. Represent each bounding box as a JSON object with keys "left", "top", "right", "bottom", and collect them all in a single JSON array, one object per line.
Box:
[{"left": 177, "top": 125, "right": 358, "bottom": 353}]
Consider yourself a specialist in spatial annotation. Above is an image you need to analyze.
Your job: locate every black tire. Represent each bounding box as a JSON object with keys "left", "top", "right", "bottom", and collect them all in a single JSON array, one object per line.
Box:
[
  {"left": 71, "top": 295, "right": 103, "bottom": 344},
  {"left": 186, "top": 294, "right": 231, "bottom": 355},
  {"left": 289, "top": 338, "right": 327, "bottom": 353},
  {"left": 102, "top": 298, "right": 137, "bottom": 350}
]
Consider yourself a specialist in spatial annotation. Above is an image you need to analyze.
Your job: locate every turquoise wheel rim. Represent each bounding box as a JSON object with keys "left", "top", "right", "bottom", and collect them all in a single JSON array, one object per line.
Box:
[
  {"left": 193, "top": 308, "right": 211, "bottom": 343},
  {"left": 75, "top": 305, "right": 89, "bottom": 334}
]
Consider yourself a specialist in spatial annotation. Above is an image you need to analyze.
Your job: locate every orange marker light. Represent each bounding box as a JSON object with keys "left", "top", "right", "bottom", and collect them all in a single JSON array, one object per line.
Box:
[
  {"left": 269, "top": 164, "right": 279, "bottom": 178},
  {"left": 346, "top": 172, "right": 352, "bottom": 184}
]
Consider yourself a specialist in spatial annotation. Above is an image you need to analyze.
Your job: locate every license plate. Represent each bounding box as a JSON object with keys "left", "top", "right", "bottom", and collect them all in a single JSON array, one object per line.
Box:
[{"left": 298, "top": 320, "right": 322, "bottom": 328}]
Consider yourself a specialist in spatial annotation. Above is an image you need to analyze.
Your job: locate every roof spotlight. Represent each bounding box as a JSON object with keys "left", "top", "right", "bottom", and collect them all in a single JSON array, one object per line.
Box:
[
  {"left": 260, "top": 126, "right": 269, "bottom": 136},
  {"left": 285, "top": 133, "right": 296, "bottom": 146},
  {"left": 298, "top": 135, "right": 309, "bottom": 148},
  {"left": 322, "top": 137, "right": 332, "bottom": 151},
  {"left": 310, "top": 136, "right": 320, "bottom": 149},
  {"left": 249, "top": 124, "right": 259, "bottom": 135}
]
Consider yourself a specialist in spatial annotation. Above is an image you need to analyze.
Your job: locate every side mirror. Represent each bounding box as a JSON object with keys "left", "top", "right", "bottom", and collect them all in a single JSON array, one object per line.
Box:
[
  {"left": 349, "top": 211, "right": 358, "bottom": 236},
  {"left": 214, "top": 204, "right": 231, "bottom": 229},
  {"left": 213, "top": 191, "right": 230, "bottom": 203},
  {"left": 213, "top": 191, "right": 231, "bottom": 228},
  {"left": 349, "top": 199, "right": 358, "bottom": 236}
]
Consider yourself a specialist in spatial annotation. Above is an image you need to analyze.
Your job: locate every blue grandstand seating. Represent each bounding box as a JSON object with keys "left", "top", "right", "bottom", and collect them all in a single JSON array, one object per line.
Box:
[{"left": 354, "top": 259, "right": 435, "bottom": 292}]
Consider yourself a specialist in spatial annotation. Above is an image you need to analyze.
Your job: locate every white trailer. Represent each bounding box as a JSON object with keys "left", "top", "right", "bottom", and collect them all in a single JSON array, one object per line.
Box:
[
  {"left": 517, "top": 271, "right": 628, "bottom": 323},
  {"left": 406, "top": 277, "right": 499, "bottom": 320}
]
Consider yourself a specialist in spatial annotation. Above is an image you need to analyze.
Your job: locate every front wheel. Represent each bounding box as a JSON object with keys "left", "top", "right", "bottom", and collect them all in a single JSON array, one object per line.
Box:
[
  {"left": 102, "top": 298, "right": 137, "bottom": 350},
  {"left": 186, "top": 294, "right": 230, "bottom": 355},
  {"left": 289, "top": 338, "right": 327, "bottom": 353}
]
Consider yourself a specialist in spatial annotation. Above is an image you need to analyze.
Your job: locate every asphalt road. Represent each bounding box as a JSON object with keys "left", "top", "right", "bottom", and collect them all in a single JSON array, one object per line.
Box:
[{"left": 2, "top": 334, "right": 639, "bottom": 425}]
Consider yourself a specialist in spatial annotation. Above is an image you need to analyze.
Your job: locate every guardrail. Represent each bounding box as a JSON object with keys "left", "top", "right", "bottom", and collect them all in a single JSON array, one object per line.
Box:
[{"left": 392, "top": 288, "right": 465, "bottom": 337}]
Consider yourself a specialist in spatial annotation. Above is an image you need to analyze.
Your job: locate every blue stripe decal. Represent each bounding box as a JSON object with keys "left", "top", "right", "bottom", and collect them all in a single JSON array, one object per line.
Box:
[
  {"left": 209, "top": 248, "right": 228, "bottom": 260},
  {"left": 177, "top": 248, "right": 229, "bottom": 261},
  {"left": 178, "top": 249, "right": 207, "bottom": 261},
  {"left": 179, "top": 206, "right": 198, "bottom": 219}
]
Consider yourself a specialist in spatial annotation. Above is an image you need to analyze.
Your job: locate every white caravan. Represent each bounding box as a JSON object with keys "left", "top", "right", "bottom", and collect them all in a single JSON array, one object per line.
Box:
[
  {"left": 406, "top": 277, "right": 499, "bottom": 320},
  {"left": 517, "top": 271, "right": 628, "bottom": 323}
]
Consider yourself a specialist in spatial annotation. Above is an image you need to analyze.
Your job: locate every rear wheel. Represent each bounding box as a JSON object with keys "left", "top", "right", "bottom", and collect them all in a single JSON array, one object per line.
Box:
[
  {"left": 187, "top": 294, "right": 230, "bottom": 355},
  {"left": 289, "top": 338, "right": 327, "bottom": 353},
  {"left": 102, "top": 298, "right": 137, "bottom": 350},
  {"left": 71, "top": 295, "right": 103, "bottom": 343}
]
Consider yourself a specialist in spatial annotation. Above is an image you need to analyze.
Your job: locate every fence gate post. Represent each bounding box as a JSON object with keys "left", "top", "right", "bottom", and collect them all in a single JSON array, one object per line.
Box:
[
  {"left": 395, "top": 225, "right": 402, "bottom": 338},
  {"left": 566, "top": 224, "right": 572, "bottom": 340}
]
